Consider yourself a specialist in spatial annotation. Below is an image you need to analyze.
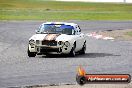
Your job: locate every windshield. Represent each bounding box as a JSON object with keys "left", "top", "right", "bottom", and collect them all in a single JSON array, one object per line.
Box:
[{"left": 36, "top": 24, "right": 74, "bottom": 35}]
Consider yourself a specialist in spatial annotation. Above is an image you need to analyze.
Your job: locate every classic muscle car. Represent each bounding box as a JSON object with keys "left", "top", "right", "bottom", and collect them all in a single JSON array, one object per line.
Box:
[{"left": 28, "top": 22, "right": 86, "bottom": 57}]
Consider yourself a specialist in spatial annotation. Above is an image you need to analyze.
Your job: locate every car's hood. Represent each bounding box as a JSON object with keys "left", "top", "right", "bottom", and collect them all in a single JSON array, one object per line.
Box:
[
  {"left": 56, "top": 34, "right": 74, "bottom": 41},
  {"left": 29, "top": 34, "right": 74, "bottom": 41},
  {"left": 29, "top": 34, "right": 47, "bottom": 41}
]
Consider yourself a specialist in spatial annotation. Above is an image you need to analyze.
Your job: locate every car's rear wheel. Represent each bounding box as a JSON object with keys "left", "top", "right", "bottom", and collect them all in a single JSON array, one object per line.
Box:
[
  {"left": 28, "top": 48, "right": 36, "bottom": 57},
  {"left": 79, "top": 42, "right": 86, "bottom": 54},
  {"left": 69, "top": 44, "right": 76, "bottom": 57}
]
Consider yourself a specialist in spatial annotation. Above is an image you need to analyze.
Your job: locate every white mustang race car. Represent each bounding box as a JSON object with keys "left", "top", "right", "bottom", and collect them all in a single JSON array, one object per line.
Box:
[{"left": 28, "top": 22, "right": 86, "bottom": 57}]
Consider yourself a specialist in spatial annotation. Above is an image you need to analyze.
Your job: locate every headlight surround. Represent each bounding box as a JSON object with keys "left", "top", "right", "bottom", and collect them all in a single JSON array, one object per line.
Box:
[
  {"left": 29, "top": 39, "right": 35, "bottom": 45},
  {"left": 58, "top": 41, "right": 64, "bottom": 46},
  {"left": 64, "top": 41, "right": 70, "bottom": 47}
]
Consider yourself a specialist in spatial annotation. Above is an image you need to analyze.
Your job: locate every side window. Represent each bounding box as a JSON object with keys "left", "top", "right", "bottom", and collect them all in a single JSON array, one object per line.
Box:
[
  {"left": 74, "top": 26, "right": 78, "bottom": 35},
  {"left": 75, "top": 25, "right": 81, "bottom": 35},
  {"left": 73, "top": 25, "right": 81, "bottom": 35},
  {"left": 78, "top": 26, "right": 81, "bottom": 32}
]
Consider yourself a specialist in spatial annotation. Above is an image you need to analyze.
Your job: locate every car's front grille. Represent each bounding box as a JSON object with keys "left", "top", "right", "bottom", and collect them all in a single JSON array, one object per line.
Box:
[{"left": 42, "top": 40, "right": 57, "bottom": 46}]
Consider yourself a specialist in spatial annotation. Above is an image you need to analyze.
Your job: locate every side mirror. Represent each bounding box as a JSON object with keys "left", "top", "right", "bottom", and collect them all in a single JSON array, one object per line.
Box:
[{"left": 35, "top": 30, "right": 39, "bottom": 34}]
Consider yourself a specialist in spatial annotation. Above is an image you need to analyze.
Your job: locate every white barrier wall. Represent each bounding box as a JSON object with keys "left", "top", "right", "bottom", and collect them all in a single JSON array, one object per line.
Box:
[{"left": 56, "top": 0, "right": 132, "bottom": 3}]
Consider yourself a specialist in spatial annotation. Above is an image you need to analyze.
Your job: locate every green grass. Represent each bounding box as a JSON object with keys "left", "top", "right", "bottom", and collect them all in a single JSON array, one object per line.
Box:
[
  {"left": 0, "top": 0, "right": 132, "bottom": 20},
  {"left": 126, "top": 32, "right": 132, "bottom": 36}
]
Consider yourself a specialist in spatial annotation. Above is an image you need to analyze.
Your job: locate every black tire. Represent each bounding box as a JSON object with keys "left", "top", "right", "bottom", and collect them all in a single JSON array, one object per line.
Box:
[
  {"left": 69, "top": 44, "right": 76, "bottom": 57},
  {"left": 28, "top": 48, "right": 36, "bottom": 57},
  {"left": 76, "top": 75, "right": 87, "bottom": 85},
  {"left": 79, "top": 42, "right": 86, "bottom": 54}
]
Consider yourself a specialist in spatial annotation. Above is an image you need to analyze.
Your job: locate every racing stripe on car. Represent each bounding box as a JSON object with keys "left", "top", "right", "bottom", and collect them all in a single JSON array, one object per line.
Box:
[{"left": 44, "top": 34, "right": 60, "bottom": 40}]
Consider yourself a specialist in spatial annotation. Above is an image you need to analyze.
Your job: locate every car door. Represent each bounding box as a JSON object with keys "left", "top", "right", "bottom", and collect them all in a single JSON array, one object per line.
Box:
[
  {"left": 74, "top": 26, "right": 83, "bottom": 51},
  {"left": 77, "top": 26, "right": 84, "bottom": 50}
]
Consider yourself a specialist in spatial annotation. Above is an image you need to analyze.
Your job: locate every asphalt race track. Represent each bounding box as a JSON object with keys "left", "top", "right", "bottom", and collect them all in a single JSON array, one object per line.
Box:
[{"left": 0, "top": 21, "right": 132, "bottom": 88}]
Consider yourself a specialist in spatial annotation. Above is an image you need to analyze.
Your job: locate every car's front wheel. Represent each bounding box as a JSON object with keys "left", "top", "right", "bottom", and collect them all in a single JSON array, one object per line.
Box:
[
  {"left": 28, "top": 48, "right": 36, "bottom": 57},
  {"left": 69, "top": 44, "right": 76, "bottom": 57},
  {"left": 79, "top": 42, "right": 86, "bottom": 54}
]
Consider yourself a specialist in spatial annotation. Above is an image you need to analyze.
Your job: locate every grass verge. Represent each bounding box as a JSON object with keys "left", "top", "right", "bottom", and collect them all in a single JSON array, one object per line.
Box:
[
  {"left": 126, "top": 32, "right": 132, "bottom": 37},
  {"left": 98, "top": 29, "right": 132, "bottom": 41},
  {"left": 0, "top": 0, "right": 132, "bottom": 20}
]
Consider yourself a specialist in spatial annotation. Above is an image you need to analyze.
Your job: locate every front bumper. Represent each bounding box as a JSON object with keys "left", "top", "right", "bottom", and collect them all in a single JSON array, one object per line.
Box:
[
  {"left": 38, "top": 46, "right": 62, "bottom": 54},
  {"left": 29, "top": 44, "right": 72, "bottom": 55}
]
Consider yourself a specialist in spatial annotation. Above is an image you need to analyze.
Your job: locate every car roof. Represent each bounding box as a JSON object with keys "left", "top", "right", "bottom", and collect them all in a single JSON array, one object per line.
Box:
[{"left": 41, "top": 22, "right": 78, "bottom": 26}]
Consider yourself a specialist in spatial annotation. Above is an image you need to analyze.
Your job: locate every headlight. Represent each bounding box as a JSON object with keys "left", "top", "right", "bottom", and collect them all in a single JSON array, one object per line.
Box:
[
  {"left": 29, "top": 39, "right": 35, "bottom": 45},
  {"left": 64, "top": 41, "right": 70, "bottom": 47}
]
